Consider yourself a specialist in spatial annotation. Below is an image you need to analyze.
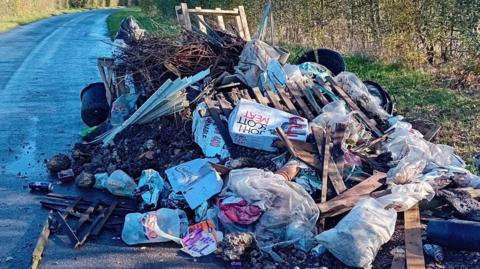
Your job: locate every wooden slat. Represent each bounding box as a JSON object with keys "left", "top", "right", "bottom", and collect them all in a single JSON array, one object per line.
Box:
[
  {"left": 187, "top": 8, "right": 239, "bottom": 15},
  {"left": 234, "top": 9, "right": 245, "bottom": 39},
  {"left": 276, "top": 86, "right": 299, "bottom": 115},
  {"left": 332, "top": 123, "right": 347, "bottom": 173},
  {"left": 204, "top": 97, "right": 234, "bottom": 148},
  {"left": 215, "top": 8, "right": 226, "bottom": 30},
  {"left": 275, "top": 128, "right": 322, "bottom": 170},
  {"left": 296, "top": 80, "right": 322, "bottom": 114},
  {"left": 240, "top": 89, "right": 253, "bottom": 100},
  {"left": 226, "top": 91, "right": 239, "bottom": 104},
  {"left": 317, "top": 172, "right": 386, "bottom": 217},
  {"left": 264, "top": 86, "right": 284, "bottom": 110},
  {"left": 180, "top": 3, "right": 192, "bottom": 30},
  {"left": 323, "top": 76, "right": 383, "bottom": 137},
  {"left": 310, "top": 83, "right": 331, "bottom": 106},
  {"left": 275, "top": 128, "right": 298, "bottom": 158},
  {"left": 312, "top": 127, "right": 328, "bottom": 203},
  {"left": 286, "top": 82, "right": 315, "bottom": 120},
  {"left": 251, "top": 87, "right": 269, "bottom": 105},
  {"left": 216, "top": 93, "right": 233, "bottom": 117},
  {"left": 238, "top": 6, "right": 251, "bottom": 41},
  {"left": 328, "top": 158, "right": 347, "bottom": 195},
  {"left": 404, "top": 205, "right": 426, "bottom": 269},
  {"left": 195, "top": 7, "right": 207, "bottom": 33}
]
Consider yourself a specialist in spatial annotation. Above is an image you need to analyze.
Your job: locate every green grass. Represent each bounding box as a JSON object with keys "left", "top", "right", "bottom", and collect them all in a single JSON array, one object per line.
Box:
[
  {"left": 106, "top": 7, "right": 179, "bottom": 39},
  {"left": 0, "top": 8, "right": 87, "bottom": 32},
  {"left": 346, "top": 55, "right": 480, "bottom": 165}
]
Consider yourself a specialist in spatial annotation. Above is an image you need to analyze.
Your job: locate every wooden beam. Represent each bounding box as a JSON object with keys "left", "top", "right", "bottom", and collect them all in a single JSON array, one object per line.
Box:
[
  {"left": 276, "top": 86, "right": 300, "bottom": 115},
  {"left": 404, "top": 204, "right": 426, "bottom": 269},
  {"left": 187, "top": 8, "right": 239, "bottom": 15},
  {"left": 31, "top": 215, "right": 51, "bottom": 269},
  {"left": 251, "top": 87, "right": 269, "bottom": 105},
  {"left": 286, "top": 82, "right": 315, "bottom": 120},
  {"left": 238, "top": 6, "right": 251, "bottom": 41},
  {"left": 328, "top": 158, "right": 347, "bottom": 195},
  {"left": 180, "top": 3, "right": 192, "bottom": 30},
  {"left": 317, "top": 172, "right": 386, "bottom": 217},
  {"left": 215, "top": 8, "right": 226, "bottom": 30},
  {"left": 332, "top": 123, "right": 347, "bottom": 173},
  {"left": 264, "top": 86, "right": 284, "bottom": 110},
  {"left": 195, "top": 7, "right": 207, "bottom": 33},
  {"left": 312, "top": 127, "right": 328, "bottom": 204},
  {"left": 234, "top": 9, "right": 245, "bottom": 39}
]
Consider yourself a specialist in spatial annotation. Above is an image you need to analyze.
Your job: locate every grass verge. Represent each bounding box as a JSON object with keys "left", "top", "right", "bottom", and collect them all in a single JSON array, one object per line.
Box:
[
  {"left": 106, "top": 7, "right": 179, "bottom": 39},
  {"left": 0, "top": 9, "right": 87, "bottom": 32}
]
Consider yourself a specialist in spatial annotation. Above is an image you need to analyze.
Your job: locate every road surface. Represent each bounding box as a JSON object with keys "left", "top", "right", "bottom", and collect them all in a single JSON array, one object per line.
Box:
[{"left": 0, "top": 10, "right": 220, "bottom": 269}]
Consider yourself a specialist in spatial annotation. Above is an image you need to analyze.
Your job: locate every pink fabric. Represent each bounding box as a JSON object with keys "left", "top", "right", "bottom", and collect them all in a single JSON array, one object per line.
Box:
[{"left": 217, "top": 196, "right": 262, "bottom": 225}]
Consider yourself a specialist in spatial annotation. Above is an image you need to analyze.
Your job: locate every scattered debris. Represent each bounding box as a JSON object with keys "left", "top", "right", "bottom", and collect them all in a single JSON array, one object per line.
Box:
[{"left": 46, "top": 154, "right": 71, "bottom": 174}]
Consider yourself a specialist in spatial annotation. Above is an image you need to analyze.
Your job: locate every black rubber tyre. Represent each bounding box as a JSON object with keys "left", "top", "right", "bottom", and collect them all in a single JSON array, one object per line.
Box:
[{"left": 296, "top": 48, "right": 346, "bottom": 76}]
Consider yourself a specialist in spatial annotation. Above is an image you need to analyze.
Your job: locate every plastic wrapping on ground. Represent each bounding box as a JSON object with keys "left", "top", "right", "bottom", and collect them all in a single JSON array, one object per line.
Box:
[
  {"left": 383, "top": 121, "right": 465, "bottom": 184},
  {"left": 217, "top": 192, "right": 263, "bottom": 225},
  {"left": 259, "top": 59, "right": 287, "bottom": 93},
  {"left": 316, "top": 198, "right": 397, "bottom": 269},
  {"left": 226, "top": 168, "right": 319, "bottom": 261},
  {"left": 94, "top": 170, "right": 137, "bottom": 197},
  {"left": 192, "top": 102, "right": 230, "bottom": 159},
  {"left": 310, "top": 100, "right": 366, "bottom": 143},
  {"left": 235, "top": 39, "right": 287, "bottom": 89},
  {"left": 136, "top": 169, "right": 166, "bottom": 208},
  {"left": 334, "top": 72, "right": 391, "bottom": 121},
  {"left": 416, "top": 165, "right": 480, "bottom": 189},
  {"left": 376, "top": 181, "right": 435, "bottom": 212},
  {"left": 121, "top": 208, "right": 188, "bottom": 245},
  {"left": 110, "top": 93, "right": 138, "bottom": 127}
]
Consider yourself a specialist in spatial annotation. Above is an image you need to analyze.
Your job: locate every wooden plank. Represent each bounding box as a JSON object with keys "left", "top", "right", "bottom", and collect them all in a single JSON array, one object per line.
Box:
[
  {"left": 251, "top": 87, "right": 269, "bottom": 105},
  {"left": 91, "top": 201, "right": 118, "bottom": 237},
  {"left": 275, "top": 128, "right": 322, "bottom": 170},
  {"left": 240, "top": 89, "right": 253, "bottom": 100},
  {"left": 276, "top": 86, "right": 300, "bottom": 115},
  {"left": 286, "top": 82, "right": 315, "bottom": 120},
  {"left": 31, "top": 215, "right": 51, "bottom": 269},
  {"left": 328, "top": 158, "right": 347, "bottom": 195},
  {"left": 264, "top": 86, "right": 284, "bottom": 110},
  {"left": 238, "top": 6, "right": 251, "bottom": 41},
  {"left": 296, "top": 80, "right": 322, "bottom": 114},
  {"left": 275, "top": 128, "right": 298, "bottom": 158},
  {"left": 204, "top": 97, "right": 234, "bottom": 148},
  {"left": 216, "top": 93, "right": 233, "bottom": 117},
  {"left": 317, "top": 172, "right": 386, "bottom": 217},
  {"left": 187, "top": 8, "right": 239, "bottom": 15},
  {"left": 332, "top": 123, "right": 347, "bottom": 173},
  {"left": 215, "top": 8, "right": 226, "bottom": 30},
  {"left": 226, "top": 91, "right": 240, "bottom": 104},
  {"left": 323, "top": 76, "right": 383, "bottom": 137},
  {"left": 312, "top": 127, "right": 328, "bottom": 203},
  {"left": 234, "top": 9, "right": 245, "bottom": 39},
  {"left": 404, "top": 205, "right": 426, "bottom": 269},
  {"left": 180, "top": 3, "right": 192, "bottom": 30},
  {"left": 310, "top": 82, "right": 331, "bottom": 106},
  {"left": 195, "top": 7, "right": 207, "bottom": 33}
]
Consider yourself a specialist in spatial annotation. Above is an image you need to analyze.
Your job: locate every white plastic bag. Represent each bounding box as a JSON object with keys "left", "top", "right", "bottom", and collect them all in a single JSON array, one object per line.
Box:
[
  {"left": 316, "top": 198, "right": 397, "bottom": 269},
  {"left": 377, "top": 181, "right": 435, "bottom": 212},
  {"left": 334, "top": 72, "right": 390, "bottom": 120},
  {"left": 110, "top": 93, "right": 138, "bottom": 127},
  {"left": 122, "top": 208, "right": 188, "bottom": 245},
  {"left": 227, "top": 168, "right": 319, "bottom": 259},
  {"left": 137, "top": 169, "right": 165, "bottom": 208},
  {"left": 95, "top": 170, "right": 137, "bottom": 197},
  {"left": 192, "top": 102, "right": 230, "bottom": 159}
]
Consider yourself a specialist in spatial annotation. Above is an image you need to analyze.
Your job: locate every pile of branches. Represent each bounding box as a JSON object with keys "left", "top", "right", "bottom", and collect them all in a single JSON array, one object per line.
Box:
[{"left": 114, "top": 29, "right": 245, "bottom": 97}]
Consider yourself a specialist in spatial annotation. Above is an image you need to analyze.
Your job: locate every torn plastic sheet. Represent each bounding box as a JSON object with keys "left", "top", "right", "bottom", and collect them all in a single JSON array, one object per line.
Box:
[
  {"left": 192, "top": 102, "right": 230, "bottom": 160},
  {"left": 376, "top": 181, "right": 435, "bottom": 212},
  {"left": 94, "top": 170, "right": 137, "bottom": 197},
  {"left": 334, "top": 72, "right": 390, "bottom": 121},
  {"left": 259, "top": 59, "right": 287, "bottom": 93},
  {"left": 311, "top": 100, "right": 366, "bottom": 144},
  {"left": 165, "top": 158, "right": 223, "bottom": 209},
  {"left": 383, "top": 121, "right": 465, "bottom": 184},
  {"left": 136, "top": 169, "right": 165, "bottom": 208},
  {"left": 217, "top": 193, "right": 263, "bottom": 225},
  {"left": 416, "top": 165, "right": 480, "bottom": 189},
  {"left": 226, "top": 168, "right": 319, "bottom": 261}
]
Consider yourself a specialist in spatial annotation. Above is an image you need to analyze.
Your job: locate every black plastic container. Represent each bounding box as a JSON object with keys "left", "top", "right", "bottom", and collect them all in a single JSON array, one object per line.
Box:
[
  {"left": 80, "top": 82, "right": 110, "bottom": 127},
  {"left": 427, "top": 219, "right": 480, "bottom": 251}
]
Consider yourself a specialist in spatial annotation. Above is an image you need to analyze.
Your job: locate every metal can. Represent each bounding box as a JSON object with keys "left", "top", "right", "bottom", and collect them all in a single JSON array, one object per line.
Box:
[{"left": 28, "top": 182, "right": 53, "bottom": 192}]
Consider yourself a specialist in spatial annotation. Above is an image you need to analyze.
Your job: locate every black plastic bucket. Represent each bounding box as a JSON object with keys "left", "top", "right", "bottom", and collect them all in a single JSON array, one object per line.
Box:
[
  {"left": 427, "top": 219, "right": 480, "bottom": 251},
  {"left": 80, "top": 82, "right": 110, "bottom": 127}
]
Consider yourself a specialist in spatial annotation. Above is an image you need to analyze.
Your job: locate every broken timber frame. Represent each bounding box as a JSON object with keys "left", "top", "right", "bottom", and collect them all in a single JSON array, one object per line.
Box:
[{"left": 176, "top": 3, "right": 251, "bottom": 41}]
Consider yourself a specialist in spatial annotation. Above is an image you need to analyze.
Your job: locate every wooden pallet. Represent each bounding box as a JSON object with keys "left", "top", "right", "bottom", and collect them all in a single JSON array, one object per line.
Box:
[{"left": 176, "top": 3, "right": 251, "bottom": 40}]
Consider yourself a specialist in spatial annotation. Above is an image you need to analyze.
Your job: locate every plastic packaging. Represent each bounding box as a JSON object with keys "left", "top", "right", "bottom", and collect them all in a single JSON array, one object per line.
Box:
[
  {"left": 121, "top": 208, "right": 188, "bottom": 245},
  {"left": 316, "top": 198, "right": 397, "bottom": 269},
  {"left": 95, "top": 170, "right": 137, "bottom": 197},
  {"left": 227, "top": 168, "right": 319, "bottom": 260},
  {"left": 228, "top": 99, "right": 309, "bottom": 152},
  {"left": 192, "top": 102, "right": 230, "bottom": 159},
  {"left": 416, "top": 165, "right": 480, "bottom": 188},
  {"left": 383, "top": 121, "right": 465, "bottom": 184},
  {"left": 110, "top": 93, "right": 138, "bottom": 127},
  {"left": 423, "top": 244, "right": 444, "bottom": 262},
  {"left": 165, "top": 158, "right": 223, "bottom": 209},
  {"left": 310, "top": 100, "right": 366, "bottom": 143},
  {"left": 376, "top": 181, "right": 435, "bottom": 212},
  {"left": 217, "top": 193, "right": 263, "bottom": 225},
  {"left": 136, "top": 169, "right": 166, "bottom": 208}
]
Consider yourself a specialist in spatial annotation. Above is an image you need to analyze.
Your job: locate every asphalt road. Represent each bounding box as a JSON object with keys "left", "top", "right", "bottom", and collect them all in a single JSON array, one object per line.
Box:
[{"left": 0, "top": 10, "right": 221, "bottom": 269}]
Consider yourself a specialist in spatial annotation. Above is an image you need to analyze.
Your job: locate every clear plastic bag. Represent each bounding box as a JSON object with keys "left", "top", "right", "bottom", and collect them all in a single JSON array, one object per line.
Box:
[
  {"left": 316, "top": 198, "right": 397, "bottom": 269},
  {"left": 376, "top": 181, "right": 435, "bottom": 212},
  {"left": 226, "top": 168, "right": 319, "bottom": 260},
  {"left": 121, "top": 208, "right": 188, "bottom": 245},
  {"left": 96, "top": 170, "right": 137, "bottom": 197},
  {"left": 334, "top": 72, "right": 390, "bottom": 121},
  {"left": 136, "top": 169, "right": 166, "bottom": 208}
]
